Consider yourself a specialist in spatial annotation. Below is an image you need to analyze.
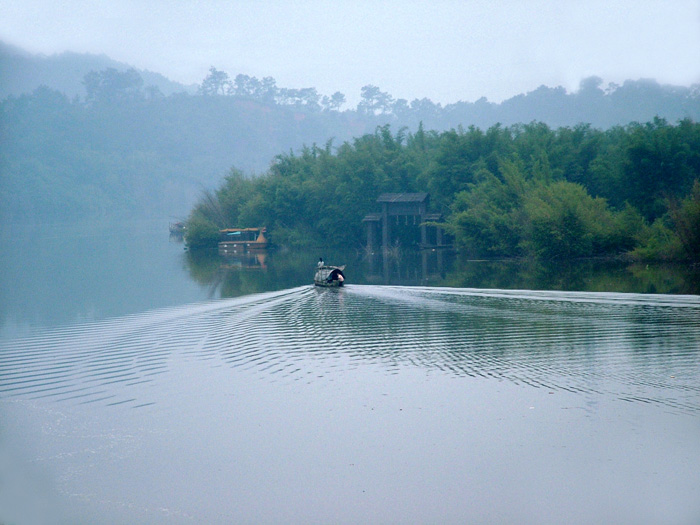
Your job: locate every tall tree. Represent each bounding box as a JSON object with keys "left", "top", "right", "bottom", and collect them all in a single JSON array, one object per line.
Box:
[
  {"left": 199, "top": 66, "right": 231, "bottom": 96},
  {"left": 668, "top": 179, "right": 700, "bottom": 261},
  {"left": 358, "top": 85, "right": 393, "bottom": 115},
  {"left": 323, "top": 91, "right": 346, "bottom": 111}
]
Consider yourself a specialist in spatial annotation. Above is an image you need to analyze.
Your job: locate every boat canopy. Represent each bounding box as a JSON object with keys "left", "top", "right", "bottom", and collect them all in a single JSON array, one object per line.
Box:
[
  {"left": 219, "top": 227, "right": 267, "bottom": 243},
  {"left": 315, "top": 266, "right": 345, "bottom": 283}
]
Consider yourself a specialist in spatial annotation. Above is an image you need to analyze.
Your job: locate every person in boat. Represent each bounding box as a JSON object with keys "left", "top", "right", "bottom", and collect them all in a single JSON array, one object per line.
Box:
[
  {"left": 318, "top": 257, "right": 324, "bottom": 268},
  {"left": 325, "top": 267, "right": 345, "bottom": 284}
]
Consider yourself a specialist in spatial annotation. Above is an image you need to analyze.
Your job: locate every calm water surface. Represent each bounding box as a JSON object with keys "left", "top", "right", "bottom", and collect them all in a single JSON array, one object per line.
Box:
[{"left": 1, "top": 221, "right": 699, "bottom": 524}]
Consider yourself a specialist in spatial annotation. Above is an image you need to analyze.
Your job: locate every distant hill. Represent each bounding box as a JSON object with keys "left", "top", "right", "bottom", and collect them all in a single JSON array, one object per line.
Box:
[
  {"left": 2, "top": 41, "right": 699, "bottom": 130},
  {"left": 1, "top": 42, "right": 699, "bottom": 225},
  {"left": 0, "top": 41, "right": 195, "bottom": 99}
]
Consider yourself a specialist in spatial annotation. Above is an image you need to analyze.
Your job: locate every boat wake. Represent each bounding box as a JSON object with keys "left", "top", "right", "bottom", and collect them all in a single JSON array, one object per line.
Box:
[{"left": 1, "top": 285, "right": 699, "bottom": 413}]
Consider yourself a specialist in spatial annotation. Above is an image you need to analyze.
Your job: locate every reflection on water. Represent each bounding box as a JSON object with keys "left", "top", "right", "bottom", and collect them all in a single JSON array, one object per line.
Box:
[
  {"left": 2, "top": 218, "right": 698, "bottom": 336},
  {"left": 186, "top": 248, "right": 700, "bottom": 300},
  {"left": 2, "top": 286, "right": 700, "bottom": 524},
  {"left": 2, "top": 220, "right": 700, "bottom": 523},
  {"left": 362, "top": 249, "right": 450, "bottom": 285},
  {"left": 0, "top": 220, "right": 209, "bottom": 335},
  {"left": 2, "top": 286, "right": 699, "bottom": 413},
  {"left": 445, "top": 257, "right": 700, "bottom": 295}
]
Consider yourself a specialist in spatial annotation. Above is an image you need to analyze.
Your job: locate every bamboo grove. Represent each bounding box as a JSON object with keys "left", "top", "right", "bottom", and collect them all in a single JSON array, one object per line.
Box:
[{"left": 186, "top": 118, "right": 700, "bottom": 262}]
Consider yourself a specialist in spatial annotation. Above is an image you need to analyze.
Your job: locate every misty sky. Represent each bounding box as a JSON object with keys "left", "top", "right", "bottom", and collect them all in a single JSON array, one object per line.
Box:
[{"left": 2, "top": 0, "right": 699, "bottom": 106}]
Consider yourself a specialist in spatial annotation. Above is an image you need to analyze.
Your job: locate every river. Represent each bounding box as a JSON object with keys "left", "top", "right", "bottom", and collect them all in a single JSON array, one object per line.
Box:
[{"left": 1, "top": 220, "right": 699, "bottom": 524}]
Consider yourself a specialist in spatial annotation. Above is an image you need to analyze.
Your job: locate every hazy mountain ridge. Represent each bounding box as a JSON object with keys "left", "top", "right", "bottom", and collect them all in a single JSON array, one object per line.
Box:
[
  {"left": 1, "top": 43, "right": 699, "bottom": 225},
  {"left": 0, "top": 41, "right": 195, "bottom": 100},
  {"left": 2, "top": 41, "right": 698, "bottom": 128}
]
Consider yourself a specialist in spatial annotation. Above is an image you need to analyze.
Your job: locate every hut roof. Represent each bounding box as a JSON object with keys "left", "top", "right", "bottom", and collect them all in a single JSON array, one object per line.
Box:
[{"left": 376, "top": 192, "right": 428, "bottom": 203}]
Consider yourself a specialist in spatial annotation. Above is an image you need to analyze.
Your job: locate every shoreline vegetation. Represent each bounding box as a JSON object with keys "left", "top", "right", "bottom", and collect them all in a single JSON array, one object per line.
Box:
[
  {"left": 186, "top": 119, "right": 700, "bottom": 264},
  {"left": 1, "top": 56, "right": 698, "bottom": 263},
  {"left": 2, "top": 56, "right": 699, "bottom": 225},
  {"left": 182, "top": 244, "right": 700, "bottom": 296}
]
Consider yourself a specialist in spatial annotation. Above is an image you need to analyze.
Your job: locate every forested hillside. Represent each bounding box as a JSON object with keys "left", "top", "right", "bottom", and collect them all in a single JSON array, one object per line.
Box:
[
  {"left": 186, "top": 121, "right": 700, "bottom": 262},
  {"left": 0, "top": 41, "right": 192, "bottom": 100},
  {"left": 0, "top": 72, "right": 366, "bottom": 222},
  {"left": 2, "top": 44, "right": 699, "bottom": 227}
]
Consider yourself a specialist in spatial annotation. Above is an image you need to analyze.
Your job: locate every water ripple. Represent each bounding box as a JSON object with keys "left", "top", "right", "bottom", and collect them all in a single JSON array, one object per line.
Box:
[{"left": 1, "top": 285, "right": 699, "bottom": 413}]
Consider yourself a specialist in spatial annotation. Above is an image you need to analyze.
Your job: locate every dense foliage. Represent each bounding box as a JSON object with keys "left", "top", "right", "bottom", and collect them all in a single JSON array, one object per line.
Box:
[
  {"left": 3, "top": 51, "right": 699, "bottom": 233},
  {"left": 187, "top": 120, "right": 700, "bottom": 261},
  {"left": 0, "top": 73, "right": 364, "bottom": 223}
]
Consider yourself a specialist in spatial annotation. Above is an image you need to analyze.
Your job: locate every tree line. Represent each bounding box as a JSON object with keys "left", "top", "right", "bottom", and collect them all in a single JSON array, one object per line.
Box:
[
  {"left": 4, "top": 42, "right": 700, "bottom": 128},
  {"left": 60, "top": 64, "right": 700, "bottom": 130},
  {"left": 2, "top": 64, "right": 699, "bottom": 229},
  {"left": 0, "top": 69, "right": 364, "bottom": 223},
  {"left": 196, "top": 67, "right": 700, "bottom": 131},
  {"left": 186, "top": 119, "right": 700, "bottom": 262}
]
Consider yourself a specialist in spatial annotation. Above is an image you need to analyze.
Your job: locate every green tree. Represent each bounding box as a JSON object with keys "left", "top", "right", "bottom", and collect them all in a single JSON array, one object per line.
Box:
[
  {"left": 631, "top": 217, "right": 683, "bottom": 261},
  {"left": 446, "top": 159, "right": 527, "bottom": 257},
  {"left": 259, "top": 76, "right": 278, "bottom": 103},
  {"left": 358, "top": 85, "right": 393, "bottom": 115},
  {"left": 322, "top": 91, "right": 346, "bottom": 111},
  {"left": 199, "top": 67, "right": 231, "bottom": 96},
  {"left": 668, "top": 179, "right": 700, "bottom": 260},
  {"left": 622, "top": 118, "right": 700, "bottom": 221},
  {"left": 520, "top": 181, "right": 622, "bottom": 259},
  {"left": 184, "top": 214, "right": 219, "bottom": 249}
]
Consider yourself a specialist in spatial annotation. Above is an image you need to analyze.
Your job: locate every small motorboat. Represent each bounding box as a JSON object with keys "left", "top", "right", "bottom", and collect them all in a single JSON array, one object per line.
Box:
[{"left": 314, "top": 265, "right": 346, "bottom": 287}]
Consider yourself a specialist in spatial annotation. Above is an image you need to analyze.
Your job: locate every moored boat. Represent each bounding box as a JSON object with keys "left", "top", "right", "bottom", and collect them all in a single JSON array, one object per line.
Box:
[
  {"left": 314, "top": 265, "right": 346, "bottom": 287},
  {"left": 169, "top": 221, "right": 185, "bottom": 236},
  {"left": 218, "top": 227, "right": 268, "bottom": 254}
]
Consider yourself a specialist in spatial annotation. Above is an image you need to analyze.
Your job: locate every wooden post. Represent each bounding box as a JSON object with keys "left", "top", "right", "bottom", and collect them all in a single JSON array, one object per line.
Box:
[
  {"left": 381, "top": 202, "right": 389, "bottom": 252},
  {"left": 366, "top": 221, "right": 375, "bottom": 251}
]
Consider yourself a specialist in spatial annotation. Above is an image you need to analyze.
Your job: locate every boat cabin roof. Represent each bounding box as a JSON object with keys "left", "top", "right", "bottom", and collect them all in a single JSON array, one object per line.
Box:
[{"left": 220, "top": 227, "right": 266, "bottom": 233}]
